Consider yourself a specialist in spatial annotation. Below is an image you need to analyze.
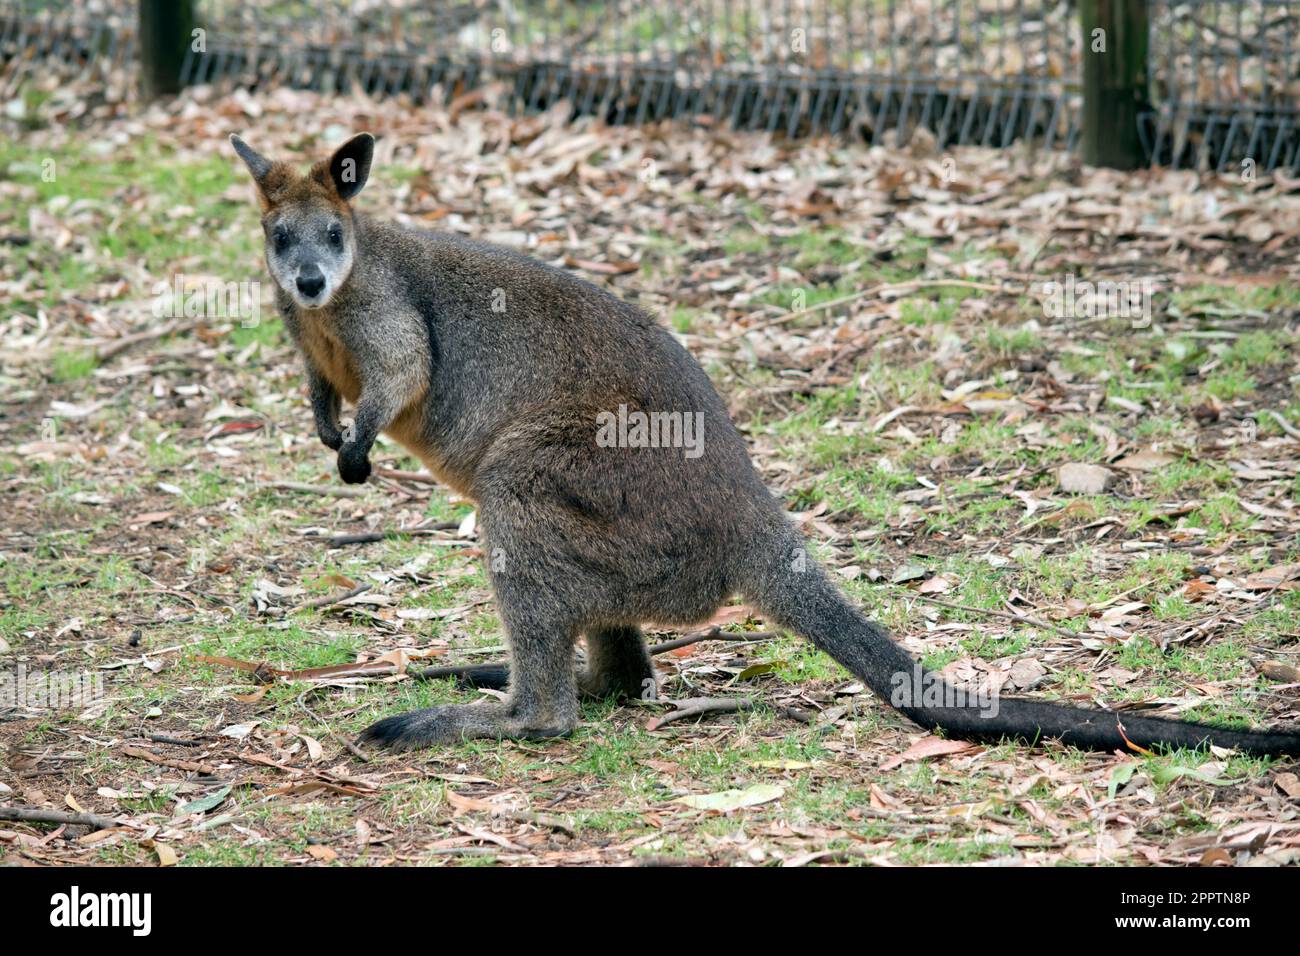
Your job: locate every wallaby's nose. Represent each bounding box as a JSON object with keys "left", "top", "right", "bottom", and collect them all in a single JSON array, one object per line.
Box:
[{"left": 296, "top": 268, "right": 325, "bottom": 299}]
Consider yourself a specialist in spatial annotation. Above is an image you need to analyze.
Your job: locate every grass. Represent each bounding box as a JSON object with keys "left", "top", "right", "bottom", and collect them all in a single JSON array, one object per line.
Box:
[{"left": 50, "top": 348, "right": 97, "bottom": 382}]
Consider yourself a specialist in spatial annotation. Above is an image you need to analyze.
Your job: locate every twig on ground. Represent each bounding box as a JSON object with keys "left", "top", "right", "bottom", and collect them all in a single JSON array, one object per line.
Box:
[
  {"left": 323, "top": 521, "right": 460, "bottom": 547},
  {"left": 781, "top": 704, "right": 817, "bottom": 724},
  {"left": 411, "top": 662, "right": 510, "bottom": 686},
  {"left": 374, "top": 467, "right": 439, "bottom": 484},
  {"left": 326, "top": 532, "right": 389, "bottom": 547},
  {"left": 294, "top": 584, "right": 371, "bottom": 612},
  {"left": 647, "top": 696, "right": 813, "bottom": 728},
  {"left": 721, "top": 279, "right": 1009, "bottom": 341},
  {"left": 299, "top": 691, "right": 371, "bottom": 763},
  {"left": 120, "top": 746, "right": 222, "bottom": 776},
  {"left": 902, "top": 592, "right": 1081, "bottom": 640},
  {"left": 268, "top": 481, "right": 368, "bottom": 499},
  {"left": 1258, "top": 409, "right": 1300, "bottom": 440},
  {"left": 0, "top": 806, "right": 125, "bottom": 831},
  {"left": 648, "top": 696, "right": 754, "bottom": 729},
  {"left": 411, "top": 628, "right": 779, "bottom": 686},
  {"left": 95, "top": 318, "right": 202, "bottom": 362},
  {"left": 648, "top": 627, "right": 778, "bottom": 655},
  {"left": 499, "top": 809, "right": 574, "bottom": 836},
  {"left": 631, "top": 854, "right": 715, "bottom": 867}
]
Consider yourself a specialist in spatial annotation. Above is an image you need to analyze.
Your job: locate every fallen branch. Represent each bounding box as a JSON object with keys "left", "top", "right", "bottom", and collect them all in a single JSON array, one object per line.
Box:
[
  {"left": 374, "top": 467, "right": 439, "bottom": 484},
  {"left": 498, "top": 809, "right": 574, "bottom": 836},
  {"left": 324, "top": 521, "right": 459, "bottom": 548},
  {"left": 94, "top": 318, "right": 202, "bottom": 362},
  {"left": 648, "top": 696, "right": 754, "bottom": 730},
  {"left": 299, "top": 691, "right": 370, "bottom": 763},
  {"left": 1258, "top": 409, "right": 1300, "bottom": 441},
  {"left": 268, "top": 481, "right": 368, "bottom": 499},
  {"left": 781, "top": 704, "right": 817, "bottom": 725},
  {"left": 196, "top": 652, "right": 416, "bottom": 683},
  {"left": 120, "top": 745, "right": 222, "bottom": 776},
  {"left": 295, "top": 583, "right": 371, "bottom": 612},
  {"left": 648, "top": 627, "right": 778, "bottom": 655},
  {"left": 631, "top": 854, "right": 714, "bottom": 867},
  {"left": 0, "top": 806, "right": 125, "bottom": 831},
  {"left": 412, "top": 662, "right": 510, "bottom": 687},
  {"left": 327, "top": 532, "right": 388, "bottom": 547},
  {"left": 903, "top": 593, "right": 1081, "bottom": 640},
  {"left": 723, "top": 279, "right": 1010, "bottom": 341}
]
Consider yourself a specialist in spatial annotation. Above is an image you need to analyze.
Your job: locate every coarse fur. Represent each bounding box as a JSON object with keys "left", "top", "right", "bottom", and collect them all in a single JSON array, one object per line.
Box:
[{"left": 231, "top": 132, "right": 1300, "bottom": 757}]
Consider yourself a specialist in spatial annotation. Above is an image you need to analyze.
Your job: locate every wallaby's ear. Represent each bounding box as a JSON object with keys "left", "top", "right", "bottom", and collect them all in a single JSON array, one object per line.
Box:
[
  {"left": 328, "top": 133, "right": 374, "bottom": 200},
  {"left": 229, "top": 134, "right": 273, "bottom": 183}
]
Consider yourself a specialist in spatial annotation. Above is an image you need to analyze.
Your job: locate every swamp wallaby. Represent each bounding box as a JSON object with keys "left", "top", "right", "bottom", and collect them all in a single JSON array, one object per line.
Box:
[{"left": 230, "top": 132, "right": 1300, "bottom": 756}]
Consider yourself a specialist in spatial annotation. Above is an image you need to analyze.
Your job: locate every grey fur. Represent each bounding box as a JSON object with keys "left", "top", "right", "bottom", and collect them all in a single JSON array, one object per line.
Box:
[{"left": 232, "top": 133, "right": 1300, "bottom": 758}]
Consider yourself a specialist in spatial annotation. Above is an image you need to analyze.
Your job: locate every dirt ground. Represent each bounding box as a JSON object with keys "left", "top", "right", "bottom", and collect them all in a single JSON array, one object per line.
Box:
[{"left": 2, "top": 82, "right": 1299, "bottom": 866}]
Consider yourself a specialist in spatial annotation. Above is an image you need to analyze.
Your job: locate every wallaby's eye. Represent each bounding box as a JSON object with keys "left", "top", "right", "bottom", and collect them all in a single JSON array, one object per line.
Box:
[
  {"left": 327, "top": 225, "right": 343, "bottom": 249},
  {"left": 272, "top": 227, "right": 291, "bottom": 253}
]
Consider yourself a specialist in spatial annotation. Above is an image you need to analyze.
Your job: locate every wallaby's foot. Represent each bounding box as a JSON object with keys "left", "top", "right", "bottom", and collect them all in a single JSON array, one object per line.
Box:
[
  {"left": 359, "top": 702, "right": 575, "bottom": 751},
  {"left": 337, "top": 442, "right": 372, "bottom": 484},
  {"left": 578, "top": 626, "right": 656, "bottom": 701}
]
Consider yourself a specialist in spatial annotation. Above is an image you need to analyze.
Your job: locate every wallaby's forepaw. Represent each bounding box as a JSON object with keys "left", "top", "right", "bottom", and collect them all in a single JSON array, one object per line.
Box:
[
  {"left": 318, "top": 426, "right": 344, "bottom": 451},
  {"left": 337, "top": 443, "right": 372, "bottom": 484},
  {"left": 359, "top": 704, "right": 573, "bottom": 751}
]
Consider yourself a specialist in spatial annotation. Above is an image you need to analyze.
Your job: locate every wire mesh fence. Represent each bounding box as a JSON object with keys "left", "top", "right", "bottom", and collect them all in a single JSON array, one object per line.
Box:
[
  {"left": 166, "top": 0, "right": 1082, "bottom": 150},
  {"left": 0, "top": 1, "right": 137, "bottom": 101},
  {"left": 1148, "top": 0, "right": 1300, "bottom": 172},
  {"left": 1, "top": 0, "right": 1298, "bottom": 171}
]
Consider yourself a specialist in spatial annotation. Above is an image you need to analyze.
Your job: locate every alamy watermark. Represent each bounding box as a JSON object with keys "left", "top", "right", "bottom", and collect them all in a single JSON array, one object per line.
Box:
[
  {"left": 595, "top": 404, "right": 705, "bottom": 459},
  {"left": 50, "top": 887, "right": 151, "bottom": 936},
  {"left": 890, "top": 663, "right": 1000, "bottom": 718},
  {"left": 1039, "top": 274, "right": 1155, "bottom": 328},
  {"left": 1, "top": 665, "right": 104, "bottom": 712},
  {"left": 152, "top": 273, "right": 262, "bottom": 328}
]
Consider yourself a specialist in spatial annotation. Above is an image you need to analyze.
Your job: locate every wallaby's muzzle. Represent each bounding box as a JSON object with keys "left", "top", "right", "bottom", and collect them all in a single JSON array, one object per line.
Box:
[{"left": 296, "top": 264, "right": 326, "bottom": 302}]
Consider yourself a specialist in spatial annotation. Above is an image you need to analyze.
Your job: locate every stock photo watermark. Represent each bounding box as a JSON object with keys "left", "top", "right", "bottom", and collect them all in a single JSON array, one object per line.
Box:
[
  {"left": 595, "top": 404, "right": 705, "bottom": 459},
  {"left": 1, "top": 665, "right": 104, "bottom": 712},
  {"left": 152, "top": 273, "right": 262, "bottom": 328},
  {"left": 1039, "top": 274, "right": 1155, "bottom": 328},
  {"left": 50, "top": 887, "right": 151, "bottom": 937},
  {"left": 890, "top": 663, "right": 1000, "bottom": 718}
]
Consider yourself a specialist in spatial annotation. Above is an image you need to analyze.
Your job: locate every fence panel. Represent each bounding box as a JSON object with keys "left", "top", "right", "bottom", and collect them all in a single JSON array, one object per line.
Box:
[{"left": 0, "top": 1, "right": 1296, "bottom": 171}]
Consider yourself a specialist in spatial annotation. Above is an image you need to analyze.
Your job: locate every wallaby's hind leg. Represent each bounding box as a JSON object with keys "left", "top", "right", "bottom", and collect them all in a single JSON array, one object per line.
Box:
[
  {"left": 361, "top": 589, "right": 580, "bottom": 750},
  {"left": 418, "top": 627, "right": 654, "bottom": 700},
  {"left": 579, "top": 626, "right": 655, "bottom": 701}
]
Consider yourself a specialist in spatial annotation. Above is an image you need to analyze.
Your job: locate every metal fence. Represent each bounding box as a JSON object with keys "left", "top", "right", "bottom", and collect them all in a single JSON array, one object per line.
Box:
[
  {"left": 2, "top": 1, "right": 1298, "bottom": 171},
  {"left": 1148, "top": 0, "right": 1300, "bottom": 171}
]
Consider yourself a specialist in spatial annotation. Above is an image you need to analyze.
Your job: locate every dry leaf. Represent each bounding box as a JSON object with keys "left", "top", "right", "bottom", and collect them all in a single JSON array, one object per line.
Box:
[
  {"left": 154, "top": 843, "right": 178, "bottom": 866},
  {"left": 1114, "top": 449, "right": 1176, "bottom": 471},
  {"left": 673, "top": 784, "right": 784, "bottom": 811},
  {"left": 880, "top": 736, "right": 978, "bottom": 771}
]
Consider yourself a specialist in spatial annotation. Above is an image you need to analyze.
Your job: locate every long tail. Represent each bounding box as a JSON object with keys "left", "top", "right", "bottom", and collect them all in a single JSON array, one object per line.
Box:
[{"left": 744, "top": 531, "right": 1300, "bottom": 757}]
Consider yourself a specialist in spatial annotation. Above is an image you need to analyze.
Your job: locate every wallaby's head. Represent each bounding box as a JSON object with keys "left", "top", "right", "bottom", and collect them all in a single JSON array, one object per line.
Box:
[{"left": 229, "top": 132, "right": 374, "bottom": 310}]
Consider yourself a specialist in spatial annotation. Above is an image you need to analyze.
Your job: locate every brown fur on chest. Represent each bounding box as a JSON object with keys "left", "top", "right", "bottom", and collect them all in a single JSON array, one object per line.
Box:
[
  {"left": 294, "top": 309, "right": 474, "bottom": 498},
  {"left": 298, "top": 317, "right": 362, "bottom": 404}
]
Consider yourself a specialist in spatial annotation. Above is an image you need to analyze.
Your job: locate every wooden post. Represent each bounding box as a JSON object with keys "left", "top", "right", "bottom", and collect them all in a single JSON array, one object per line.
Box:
[
  {"left": 138, "top": 0, "right": 195, "bottom": 99},
  {"left": 1080, "top": 0, "right": 1149, "bottom": 169}
]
